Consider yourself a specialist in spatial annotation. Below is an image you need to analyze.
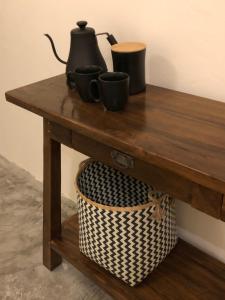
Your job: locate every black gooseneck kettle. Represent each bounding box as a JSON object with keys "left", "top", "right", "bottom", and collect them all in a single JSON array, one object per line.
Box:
[{"left": 45, "top": 21, "right": 117, "bottom": 87}]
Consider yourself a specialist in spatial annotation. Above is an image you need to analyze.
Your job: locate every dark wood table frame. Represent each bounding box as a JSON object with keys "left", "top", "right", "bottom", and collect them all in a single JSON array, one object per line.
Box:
[
  {"left": 43, "top": 119, "right": 62, "bottom": 270},
  {"left": 5, "top": 75, "right": 225, "bottom": 299}
]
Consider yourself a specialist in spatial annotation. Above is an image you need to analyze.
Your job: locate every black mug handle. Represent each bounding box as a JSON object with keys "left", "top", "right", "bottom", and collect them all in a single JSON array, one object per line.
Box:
[{"left": 89, "top": 79, "right": 100, "bottom": 102}]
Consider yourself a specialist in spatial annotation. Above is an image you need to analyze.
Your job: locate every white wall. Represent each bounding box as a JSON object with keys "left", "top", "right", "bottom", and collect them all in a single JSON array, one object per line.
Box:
[{"left": 1, "top": 0, "right": 225, "bottom": 262}]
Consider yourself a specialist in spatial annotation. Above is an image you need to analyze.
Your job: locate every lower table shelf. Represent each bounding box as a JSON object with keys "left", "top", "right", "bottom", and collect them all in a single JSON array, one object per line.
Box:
[{"left": 51, "top": 214, "right": 225, "bottom": 300}]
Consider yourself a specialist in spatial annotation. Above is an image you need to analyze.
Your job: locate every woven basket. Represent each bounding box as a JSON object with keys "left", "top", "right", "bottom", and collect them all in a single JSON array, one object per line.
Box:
[{"left": 76, "top": 159, "right": 177, "bottom": 286}]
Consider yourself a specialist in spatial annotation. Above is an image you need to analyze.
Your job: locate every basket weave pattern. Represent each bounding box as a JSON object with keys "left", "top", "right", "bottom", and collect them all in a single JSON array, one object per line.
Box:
[{"left": 77, "top": 160, "right": 177, "bottom": 286}]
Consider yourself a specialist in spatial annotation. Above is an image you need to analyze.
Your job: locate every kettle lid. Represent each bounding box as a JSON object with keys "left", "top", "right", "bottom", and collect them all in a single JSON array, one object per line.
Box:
[{"left": 71, "top": 21, "right": 95, "bottom": 35}]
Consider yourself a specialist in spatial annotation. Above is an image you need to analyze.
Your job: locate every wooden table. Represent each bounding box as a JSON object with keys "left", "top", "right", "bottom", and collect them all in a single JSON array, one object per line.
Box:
[{"left": 5, "top": 75, "right": 225, "bottom": 299}]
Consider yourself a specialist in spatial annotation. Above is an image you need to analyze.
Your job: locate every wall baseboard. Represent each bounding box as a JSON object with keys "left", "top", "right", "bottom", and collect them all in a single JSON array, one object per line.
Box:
[{"left": 177, "top": 226, "right": 225, "bottom": 264}]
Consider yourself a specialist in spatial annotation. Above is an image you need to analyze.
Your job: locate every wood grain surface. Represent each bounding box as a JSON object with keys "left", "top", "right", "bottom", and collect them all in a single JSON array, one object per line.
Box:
[
  {"left": 6, "top": 74, "right": 225, "bottom": 194},
  {"left": 47, "top": 121, "right": 223, "bottom": 220},
  {"left": 111, "top": 42, "right": 146, "bottom": 53}
]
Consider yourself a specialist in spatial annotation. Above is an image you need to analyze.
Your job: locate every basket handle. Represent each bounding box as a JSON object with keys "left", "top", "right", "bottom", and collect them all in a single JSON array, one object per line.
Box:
[{"left": 148, "top": 192, "right": 171, "bottom": 222}]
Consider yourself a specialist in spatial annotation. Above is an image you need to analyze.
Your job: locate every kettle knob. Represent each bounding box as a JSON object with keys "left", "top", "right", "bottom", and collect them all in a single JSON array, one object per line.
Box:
[{"left": 77, "top": 20, "right": 87, "bottom": 29}]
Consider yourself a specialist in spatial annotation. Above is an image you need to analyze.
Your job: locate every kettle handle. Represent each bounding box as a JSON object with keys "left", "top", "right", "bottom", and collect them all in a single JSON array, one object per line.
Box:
[
  {"left": 44, "top": 34, "right": 67, "bottom": 64},
  {"left": 96, "top": 32, "right": 118, "bottom": 45}
]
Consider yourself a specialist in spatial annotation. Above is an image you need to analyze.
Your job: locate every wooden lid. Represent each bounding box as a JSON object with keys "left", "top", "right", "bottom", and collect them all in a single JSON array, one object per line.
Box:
[{"left": 111, "top": 42, "right": 146, "bottom": 53}]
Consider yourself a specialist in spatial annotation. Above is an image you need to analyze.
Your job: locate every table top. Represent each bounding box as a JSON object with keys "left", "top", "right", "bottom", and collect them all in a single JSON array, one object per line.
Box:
[{"left": 5, "top": 74, "right": 225, "bottom": 193}]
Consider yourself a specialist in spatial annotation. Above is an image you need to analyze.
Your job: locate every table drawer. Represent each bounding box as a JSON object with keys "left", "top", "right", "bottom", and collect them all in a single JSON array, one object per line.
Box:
[{"left": 70, "top": 130, "right": 223, "bottom": 220}]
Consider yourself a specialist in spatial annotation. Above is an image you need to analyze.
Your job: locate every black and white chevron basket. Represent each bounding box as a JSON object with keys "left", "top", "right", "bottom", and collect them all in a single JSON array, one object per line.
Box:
[{"left": 76, "top": 159, "right": 177, "bottom": 286}]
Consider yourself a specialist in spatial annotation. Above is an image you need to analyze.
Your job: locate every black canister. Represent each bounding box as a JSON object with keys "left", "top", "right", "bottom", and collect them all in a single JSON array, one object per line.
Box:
[{"left": 111, "top": 42, "right": 146, "bottom": 94}]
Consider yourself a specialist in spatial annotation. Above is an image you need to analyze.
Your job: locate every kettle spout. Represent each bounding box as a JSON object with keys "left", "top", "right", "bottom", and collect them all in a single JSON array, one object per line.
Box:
[
  {"left": 44, "top": 34, "right": 67, "bottom": 64},
  {"left": 96, "top": 32, "right": 118, "bottom": 45}
]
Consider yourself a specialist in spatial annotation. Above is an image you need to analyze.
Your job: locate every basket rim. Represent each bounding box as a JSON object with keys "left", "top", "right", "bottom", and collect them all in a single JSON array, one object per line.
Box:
[{"left": 75, "top": 158, "right": 168, "bottom": 212}]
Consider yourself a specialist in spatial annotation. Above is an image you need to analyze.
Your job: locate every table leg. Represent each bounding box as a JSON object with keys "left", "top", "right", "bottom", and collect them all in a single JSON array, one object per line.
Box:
[{"left": 43, "top": 119, "right": 62, "bottom": 270}]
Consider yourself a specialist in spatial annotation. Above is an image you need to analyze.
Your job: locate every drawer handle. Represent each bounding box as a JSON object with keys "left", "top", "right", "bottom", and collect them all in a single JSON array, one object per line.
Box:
[{"left": 111, "top": 150, "right": 134, "bottom": 169}]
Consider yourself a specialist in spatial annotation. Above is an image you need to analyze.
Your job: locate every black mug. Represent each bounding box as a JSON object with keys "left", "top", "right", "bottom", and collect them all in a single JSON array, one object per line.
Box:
[
  {"left": 73, "top": 65, "right": 103, "bottom": 102},
  {"left": 89, "top": 72, "right": 129, "bottom": 111}
]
